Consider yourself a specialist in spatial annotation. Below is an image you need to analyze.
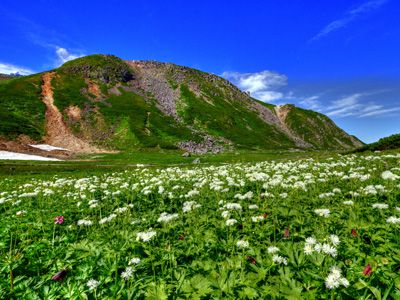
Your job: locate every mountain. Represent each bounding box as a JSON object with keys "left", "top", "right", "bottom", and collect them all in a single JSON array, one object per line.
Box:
[
  {"left": 0, "top": 73, "right": 20, "bottom": 81},
  {"left": 0, "top": 54, "right": 363, "bottom": 155},
  {"left": 354, "top": 133, "right": 400, "bottom": 152}
]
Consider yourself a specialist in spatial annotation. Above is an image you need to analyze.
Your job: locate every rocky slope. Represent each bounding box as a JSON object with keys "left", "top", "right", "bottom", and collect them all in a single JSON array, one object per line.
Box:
[{"left": 0, "top": 55, "right": 363, "bottom": 155}]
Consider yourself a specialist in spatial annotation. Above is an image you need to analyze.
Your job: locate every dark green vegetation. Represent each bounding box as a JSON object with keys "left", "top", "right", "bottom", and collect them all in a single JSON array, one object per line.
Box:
[
  {"left": 0, "top": 54, "right": 363, "bottom": 153},
  {"left": 355, "top": 133, "right": 400, "bottom": 152},
  {"left": 0, "top": 74, "right": 45, "bottom": 140},
  {"left": 60, "top": 54, "right": 133, "bottom": 84}
]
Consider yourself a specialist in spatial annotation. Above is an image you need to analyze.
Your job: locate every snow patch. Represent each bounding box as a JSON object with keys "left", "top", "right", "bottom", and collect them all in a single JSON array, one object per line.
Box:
[
  {"left": 29, "top": 144, "right": 69, "bottom": 151},
  {"left": 0, "top": 151, "right": 60, "bottom": 161}
]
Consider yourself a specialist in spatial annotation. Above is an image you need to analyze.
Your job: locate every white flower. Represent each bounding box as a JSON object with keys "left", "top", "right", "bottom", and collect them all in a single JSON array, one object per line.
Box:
[
  {"left": 329, "top": 234, "right": 340, "bottom": 246},
  {"left": 16, "top": 210, "right": 27, "bottom": 216},
  {"left": 157, "top": 212, "right": 179, "bottom": 223},
  {"left": 182, "top": 201, "right": 201, "bottom": 213},
  {"left": 314, "top": 208, "right": 330, "bottom": 217},
  {"left": 343, "top": 200, "right": 354, "bottom": 205},
  {"left": 226, "top": 219, "right": 238, "bottom": 226},
  {"left": 221, "top": 211, "right": 230, "bottom": 219},
  {"left": 372, "top": 203, "right": 389, "bottom": 209},
  {"left": 115, "top": 207, "right": 128, "bottom": 213},
  {"left": 325, "top": 273, "right": 341, "bottom": 289},
  {"left": 396, "top": 207, "right": 400, "bottom": 212},
  {"left": 304, "top": 243, "right": 314, "bottom": 255},
  {"left": 121, "top": 267, "right": 134, "bottom": 279},
  {"left": 86, "top": 279, "right": 100, "bottom": 291},
  {"left": 136, "top": 230, "right": 157, "bottom": 242},
  {"left": 386, "top": 216, "right": 400, "bottom": 224},
  {"left": 224, "top": 203, "right": 242, "bottom": 211},
  {"left": 314, "top": 243, "right": 322, "bottom": 253},
  {"left": 248, "top": 204, "right": 259, "bottom": 210},
  {"left": 236, "top": 240, "right": 249, "bottom": 248},
  {"left": 322, "top": 243, "right": 337, "bottom": 257},
  {"left": 77, "top": 219, "right": 93, "bottom": 226},
  {"left": 129, "top": 257, "right": 141, "bottom": 265},
  {"left": 325, "top": 266, "right": 349, "bottom": 289},
  {"left": 267, "top": 246, "right": 280, "bottom": 254},
  {"left": 329, "top": 266, "right": 342, "bottom": 278},
  {"left": 381, "top": 170, "right": 399, "bottom": 180},
  {"left": 272, "top": 255, "right": 288, "bottom": 265},
  {"left": 251, "top": 215, "right": 264, "bottom": 222},
  {"left": 305, "top": 237, "right": 317, "bottom": 245}
]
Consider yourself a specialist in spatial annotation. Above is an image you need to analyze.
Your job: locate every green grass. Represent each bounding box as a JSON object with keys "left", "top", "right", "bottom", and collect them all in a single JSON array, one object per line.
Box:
[
  {"left": 0, "top": 75, "right": 45, "bottom": 140},
  {"left": 0, "top": 149, "right": 335, "bottom": 177},
  {"left": 98, "top": 89, "right": 197, "bottom": 149},
  {"left": 285, "top": 105, "right": 358, "bottom": 149},
  {"left": 179, "top": 84, "right": 294, "bottom": 149}
]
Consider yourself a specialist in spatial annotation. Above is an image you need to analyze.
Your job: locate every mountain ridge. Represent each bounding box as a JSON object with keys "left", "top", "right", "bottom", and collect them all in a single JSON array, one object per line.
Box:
[{"left": 0, "top": 54, "right": 363, "bottom": 156}]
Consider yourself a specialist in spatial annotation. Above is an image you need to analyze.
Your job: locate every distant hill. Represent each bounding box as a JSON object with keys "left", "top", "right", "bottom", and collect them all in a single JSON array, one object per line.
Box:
[
  {"left": 354, "top": 133, "right": 400, "bottom": 152},
  {"left": 0, "top": 54, "right": 363, "bottom": 154},
  {"left": 0, "top": 73, "right": 22, "bottom": 81}
]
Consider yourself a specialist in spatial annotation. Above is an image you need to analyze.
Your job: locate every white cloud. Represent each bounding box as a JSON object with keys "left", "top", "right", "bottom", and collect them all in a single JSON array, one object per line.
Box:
[
  {"left": 325, "top": 92, "right": 399, "bottom": 118},
  {"left": 222, "top": 70, "right": 287, "bottom": 102},
  {"left": 55, "top": 47, "right": 84, "bottom": 66},
  {"left": 310, "top": 0, "right": 388, "bottom": 41},
  {"left": 299, "top": 95, "right": 322, "bottom": 111},
  {"left": 359, "top": 107, "right": 400, "bottom": 117},
  {"left": 0, "top": 62, "right": 34, "bottom": 75}
]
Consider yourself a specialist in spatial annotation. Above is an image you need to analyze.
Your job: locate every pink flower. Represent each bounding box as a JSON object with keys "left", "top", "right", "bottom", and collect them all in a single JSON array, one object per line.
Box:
[
  {"left": 284, "top": 227, "right": 290, "bottom": 238},
  {"left": 54, "top": 216, "right": 64, "bottom": 225},
  {"left": 363, "top": 264, "right": 372, "bottom": 276}
]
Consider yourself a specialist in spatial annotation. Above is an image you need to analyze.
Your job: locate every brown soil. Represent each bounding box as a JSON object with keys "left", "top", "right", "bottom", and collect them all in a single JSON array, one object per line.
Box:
[
  {"left": 65, "top": 105, "right": 82, "bottom": 121},
  {"left": 41, "top": 72, "right": 102, "bottom": 153},
  {"left": 86, "top": 79, "right": 102, "bottom": 101},
  {"left": 274, "top": 105, "right": 312, "bottom": 148}
]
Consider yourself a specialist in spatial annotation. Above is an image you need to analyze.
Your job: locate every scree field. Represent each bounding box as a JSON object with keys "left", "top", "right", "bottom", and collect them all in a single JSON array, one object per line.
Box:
[{"left": 1, "top": 151, "right": 400, "bottom": 299}]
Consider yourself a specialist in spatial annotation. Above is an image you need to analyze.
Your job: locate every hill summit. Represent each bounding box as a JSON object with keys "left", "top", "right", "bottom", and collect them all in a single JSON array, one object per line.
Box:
[{"left": 0, "top": 54, "right": 363, "bottom": 155}]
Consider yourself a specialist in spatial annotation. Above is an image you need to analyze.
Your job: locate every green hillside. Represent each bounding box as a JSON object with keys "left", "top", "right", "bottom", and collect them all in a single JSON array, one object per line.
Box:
[
  {"left": 354, "top": 133, "right": 400, "bottom": 152},
  {"left": 0, "top": 54, "right": 364, "bottom": 153}
]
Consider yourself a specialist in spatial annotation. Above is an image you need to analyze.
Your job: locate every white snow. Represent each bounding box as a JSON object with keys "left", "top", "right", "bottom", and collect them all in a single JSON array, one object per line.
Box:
[
  {"left": 0, "top": 151, "right": 60, "bottom": 161},
  {"left": 29, "top": 144, "right": 69, "bottom": 151}
]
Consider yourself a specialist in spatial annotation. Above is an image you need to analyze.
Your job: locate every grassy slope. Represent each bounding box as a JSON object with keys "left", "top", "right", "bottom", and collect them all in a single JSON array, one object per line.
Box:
[
  {"left": 285, "top": 105, "right": 359, "bottom": 149},
  {"left": 0, "top": 75, "right": 45, "bottom": 140},
  {"left": 179, "top": 84, "right": 294, "bottom": 149},
  {"left": 354, "top": 133, "right": 400, "bottom": 152},
  {"left": 97, "top": 89, "right": 197, "bottom": 149}
]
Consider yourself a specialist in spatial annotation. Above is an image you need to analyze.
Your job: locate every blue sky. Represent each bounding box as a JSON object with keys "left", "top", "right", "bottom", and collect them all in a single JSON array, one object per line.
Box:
[{"left": 0, "top": 0, "right": 399, "bottom": 143}]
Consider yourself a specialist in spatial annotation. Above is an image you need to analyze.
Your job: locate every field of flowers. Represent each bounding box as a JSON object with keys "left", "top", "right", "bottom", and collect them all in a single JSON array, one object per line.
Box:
[{"left": 1, "top": 151, "right": 400, "bottom": 299}]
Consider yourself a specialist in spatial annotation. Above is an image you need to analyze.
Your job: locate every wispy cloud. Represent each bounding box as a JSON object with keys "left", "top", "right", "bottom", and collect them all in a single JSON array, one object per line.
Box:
[
  {"left": 0, "top": 62, "right": 34, "bottom": 75},
  {"left": 310, "top": 0, "right": 389, "bottom": 41},
  {"left": 54, "top": 47, "right": 84, "bottom": 66},
  {"left": 222, "top": 70, "right": 287, "bottom": 102},
  {"left": 324, "top": 92, "right": 399, "bottom": 118}
]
